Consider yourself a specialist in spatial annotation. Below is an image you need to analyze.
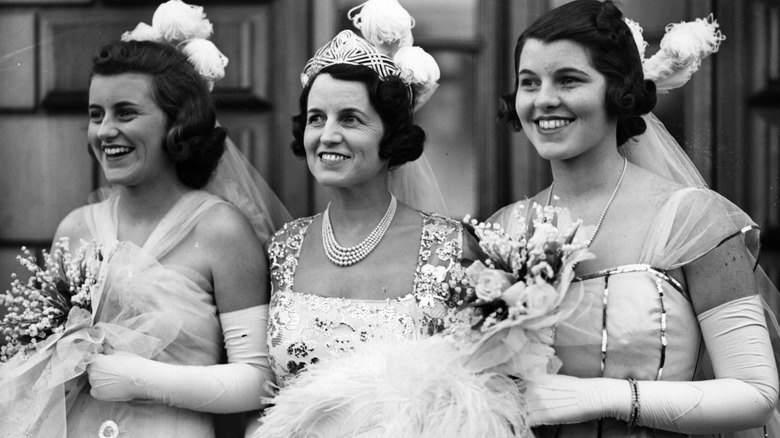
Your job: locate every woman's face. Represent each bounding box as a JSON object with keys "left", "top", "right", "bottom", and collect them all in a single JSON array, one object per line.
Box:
[
  {"left": 514, "top": 38, "right": 617, "bottom": 162},
  {"left": 88, "top": 73, "right": 172, "bottom": 188},
  {"left": 303, "top": 74, "right": 388, "bottom": 190}
]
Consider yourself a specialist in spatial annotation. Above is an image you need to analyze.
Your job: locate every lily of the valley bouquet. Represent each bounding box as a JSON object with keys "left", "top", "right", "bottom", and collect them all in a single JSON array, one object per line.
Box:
[
  {"left": 1, "top": 238, "right": 103, "bottom": 363},
  {"left": 447, "top": 203, "right": 594, "bottom": 379},
  {"left": 0, "top": 237, "right": 107, "bottom": 434}
]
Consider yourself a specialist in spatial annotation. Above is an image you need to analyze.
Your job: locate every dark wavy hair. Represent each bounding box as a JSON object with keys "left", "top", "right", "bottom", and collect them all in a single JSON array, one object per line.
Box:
[
  {"left": 90, "top": 40, "right": 226, "bottom": 189},
  {"left": 497, "top": 0, "right": 657, "bottom": 147},
  {"left": 291, "top": 63, "right": 425, "bottom": 168}
]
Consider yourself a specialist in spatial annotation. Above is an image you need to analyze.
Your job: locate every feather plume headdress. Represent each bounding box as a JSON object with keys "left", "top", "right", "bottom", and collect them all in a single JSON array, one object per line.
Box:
[
  {"left": 301, "top": 0, "right": 440, "bottom": 111},
  {"left": 121, "top": 0, "right": 228, "bottom": 91},
  {"left": 617, "top": 14, "right": 725, "bottom": 188},
  {"left": 624, "top": 14, "right": 725, "bottom": 93}
]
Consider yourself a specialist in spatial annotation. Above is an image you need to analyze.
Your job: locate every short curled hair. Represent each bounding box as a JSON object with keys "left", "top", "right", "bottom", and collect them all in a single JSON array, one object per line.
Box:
[
  {"left": 498, "top": 0, "right": 657, "bottom": 147},
  {"left": 91, "top": 40, "right": 226, "bottom": 189},
  {"left": 291, "top": 63, "right": 425, "bottom": 168}
]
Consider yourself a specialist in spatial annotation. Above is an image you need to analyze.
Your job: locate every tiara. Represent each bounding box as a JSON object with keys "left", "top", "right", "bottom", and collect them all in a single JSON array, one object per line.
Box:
[
  {"left": 300, "top": 30, "right": 410, "bottom": 87},
  {"left": 121, "top": 0, "right": 228, "bottom": 91},
  {"left": 301, "top": 0, "right": 440, "bottom": 111},
  {"left": 624, "top": 14, "right": 725, "bottom": 93}
]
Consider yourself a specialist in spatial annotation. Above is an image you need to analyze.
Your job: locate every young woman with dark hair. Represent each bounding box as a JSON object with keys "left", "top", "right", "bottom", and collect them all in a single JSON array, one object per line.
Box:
[{"left": 491, "top": 1, "right": 779, "bottom": 436}]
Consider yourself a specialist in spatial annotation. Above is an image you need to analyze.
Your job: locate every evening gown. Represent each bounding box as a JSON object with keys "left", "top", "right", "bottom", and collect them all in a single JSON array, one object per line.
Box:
[
  {"left": 264, "top": 211, "right": 467, "bottom": 388},
  {"left": 490, "top": 187, "right": 779, "bottom": 438},
  {"left": 64, "top": 191, "right": 227, "bottom": 438}
]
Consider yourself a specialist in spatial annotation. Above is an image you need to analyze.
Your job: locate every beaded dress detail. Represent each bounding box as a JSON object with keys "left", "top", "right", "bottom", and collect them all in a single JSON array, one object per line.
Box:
[{"left": 266, "top": 212, "right": 466, "bottom": 387}]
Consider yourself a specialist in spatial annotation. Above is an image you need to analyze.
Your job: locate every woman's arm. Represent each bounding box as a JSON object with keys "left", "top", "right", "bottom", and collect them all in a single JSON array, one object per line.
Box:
[
  {"left": 527, "top": 236, "right": 778, "bottom": 433},
  {"left": 87, "top": 203, "right": 275, "bottom": 413}
]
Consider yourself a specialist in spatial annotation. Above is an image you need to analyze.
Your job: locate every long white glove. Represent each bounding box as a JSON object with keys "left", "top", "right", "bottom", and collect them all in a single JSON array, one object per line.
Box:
[
  {"left": 87, "top": 304, "right": 274, "bottom": 413},
  {"left": 528, "top": 295, "right": 778, "bottom": 433}
]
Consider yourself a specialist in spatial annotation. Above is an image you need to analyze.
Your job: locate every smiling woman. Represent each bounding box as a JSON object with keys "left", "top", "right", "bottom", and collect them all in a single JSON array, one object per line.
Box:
[
  {"left": 490, "top": 1, "right": 780, "bottom": 437},
  {"left": 0, "top": 2, "right": 291, "bottom": 436},
  {"left": 88, "top": 73, "right": 173, "bottom": 188},
  {"left": 248, "top": 3, "right": 482, "bottom": 435}
]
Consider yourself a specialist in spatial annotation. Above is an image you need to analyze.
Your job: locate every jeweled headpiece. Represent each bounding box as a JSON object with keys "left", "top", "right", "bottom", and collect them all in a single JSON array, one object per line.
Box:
[
  {"left": 300, "top": 0, "right": 440, "bottom": 112},
  {"left": 121, "top": 0, "right": 228, "bottom": 91},
  {"left": 300, "top": 30, "right": 410, "bottom": 87}
]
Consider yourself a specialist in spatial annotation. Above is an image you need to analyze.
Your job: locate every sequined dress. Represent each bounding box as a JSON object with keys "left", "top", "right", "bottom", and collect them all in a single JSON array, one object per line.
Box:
[
  {"left": 490, "top": 187, "right": 775, "bottom": 438},
  {"left": 265, "top": 212, "right": 466, "bottom": 387}
]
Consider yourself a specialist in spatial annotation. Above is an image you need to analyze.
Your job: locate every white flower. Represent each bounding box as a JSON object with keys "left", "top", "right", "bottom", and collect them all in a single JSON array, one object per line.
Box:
[
  {"left": 152, "top": 0, "right": 213, "bottom": 43},
  {"left": 501, "top": 281, "right": 526, "bottom": 307},
  {"left": 520, "top": 283, "right": 560, "bottom": 318},
  {"left": 468, "top": 263, "right": 514, "bottom": 302},
  {"left": 528, "top": 222, "right": 558, "bottom": 248}
]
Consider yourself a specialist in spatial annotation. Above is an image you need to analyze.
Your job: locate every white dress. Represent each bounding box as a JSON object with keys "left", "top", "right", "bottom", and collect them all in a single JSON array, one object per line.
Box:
[{"left": 0, "top": 191, "right": 228, "bottom": 438}]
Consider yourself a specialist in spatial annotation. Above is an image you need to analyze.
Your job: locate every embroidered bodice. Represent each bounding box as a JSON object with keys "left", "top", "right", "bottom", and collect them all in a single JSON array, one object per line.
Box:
[{"left": 266, "top": 212, "right": 467, "bottom": 387}]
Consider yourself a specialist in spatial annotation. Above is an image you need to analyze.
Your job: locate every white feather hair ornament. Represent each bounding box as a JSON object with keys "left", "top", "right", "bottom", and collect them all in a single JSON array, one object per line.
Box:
[
  {"left": 181, "top": 39, "right": 229, "bottom": 91},
  {"left": 305, "top": 0, "right": 441, "bottom": 112},
  {"left": 152, "top": 0, "right": 213, "bottom": 43},
  {"left": 627, "top": 14, "right": 725, "bottom": 93},
  {"left": 349, "top": 0, "right": 414, "bottom": 57},
  {"left": 623, "top": 18, "right": 647, "bottom": 60},
  {"left": 121, "top": 0, "right": 228, "bottom": 91},
  {"left": 121, "top": 22, "right": 164, "bottom": 43},
  {"left": 393, "top": 46, "right": 440, "bottom": 111}
]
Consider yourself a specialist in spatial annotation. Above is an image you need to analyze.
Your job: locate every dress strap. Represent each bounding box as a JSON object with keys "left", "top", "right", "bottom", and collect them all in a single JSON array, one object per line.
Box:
[{"left": 267, "top": 216, "right": 315, "bottom": 293}]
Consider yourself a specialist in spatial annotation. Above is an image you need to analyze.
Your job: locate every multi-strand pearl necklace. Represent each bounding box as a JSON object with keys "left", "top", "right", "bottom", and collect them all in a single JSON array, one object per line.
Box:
[
  {"left": 547, "top": 157, "right": 628, "bottom": 248},
  {"left": 322, "top": 194, "right": 398, "bottom": 267}
]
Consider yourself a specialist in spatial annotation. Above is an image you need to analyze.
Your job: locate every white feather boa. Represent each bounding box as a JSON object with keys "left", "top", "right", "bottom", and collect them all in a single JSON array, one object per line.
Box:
[{"left": 253, "top": 336, "right": 530, "bottom": 438}]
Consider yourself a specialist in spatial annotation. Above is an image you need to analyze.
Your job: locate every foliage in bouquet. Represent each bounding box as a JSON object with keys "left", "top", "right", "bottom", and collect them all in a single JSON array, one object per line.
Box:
[
  {"left": 446, "top": 203, "right": 594, "bottom": 377},
  {"left": 0, "top": 238, "right": 103, "bottom": 362}
]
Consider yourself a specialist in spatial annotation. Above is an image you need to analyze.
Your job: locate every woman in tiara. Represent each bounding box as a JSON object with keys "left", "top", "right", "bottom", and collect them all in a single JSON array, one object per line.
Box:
[
  {"left": 490, "top": 1, "right": 779, "bottom": 436},
  {"left": 249, "top": 1, "right": 484, "bottom": 436},
  {"left": 0, "top": 1, "right": 290, "bottom": 437}
]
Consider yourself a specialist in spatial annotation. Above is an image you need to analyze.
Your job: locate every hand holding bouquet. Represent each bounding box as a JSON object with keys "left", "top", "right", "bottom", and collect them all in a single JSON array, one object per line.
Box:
[{"left": 447, "top": 203, "right": 594, "bottom": 378}]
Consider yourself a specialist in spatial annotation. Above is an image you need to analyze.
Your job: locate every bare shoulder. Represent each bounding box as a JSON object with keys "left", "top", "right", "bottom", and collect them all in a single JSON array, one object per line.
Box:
[
  {"left": 53, "top": 206, "right": 92, "bottom": 244},
  {"left": 194, "top": 202, "right": 263, "bottom": 252}
]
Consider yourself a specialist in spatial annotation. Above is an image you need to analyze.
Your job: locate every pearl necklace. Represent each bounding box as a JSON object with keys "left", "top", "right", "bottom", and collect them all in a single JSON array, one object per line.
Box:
[
  {"left": 322, "top": 194, "right": 398, "bottom": 267},
  {"left": 547, "top": 157, "right": 627, "bottom": 248}
]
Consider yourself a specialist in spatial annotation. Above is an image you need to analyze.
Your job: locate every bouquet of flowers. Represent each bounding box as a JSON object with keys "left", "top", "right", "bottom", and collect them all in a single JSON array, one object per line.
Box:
[
  {"left": 1, "top": 237, "right": 103, "bottom": 363},
  {"left": 446, "top": 203, "right": 594, "bottom": 378},
  {"left": 254, "top": 203, "right": 594, "bottom": 438}
]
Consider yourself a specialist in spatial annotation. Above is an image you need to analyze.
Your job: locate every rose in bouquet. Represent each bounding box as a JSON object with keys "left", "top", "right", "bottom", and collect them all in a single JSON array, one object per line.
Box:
[
  {"left": 1, "top": 237, "right": 103, "bottom": 362},
  {"left": 446, "top": 203, "right": 594, "bottom": 379}
]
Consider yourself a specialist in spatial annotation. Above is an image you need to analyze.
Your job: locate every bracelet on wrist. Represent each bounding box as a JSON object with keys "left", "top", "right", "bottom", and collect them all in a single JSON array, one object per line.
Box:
[{"left": 627, "top": 377, "right": 641, "bottom": 428}]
